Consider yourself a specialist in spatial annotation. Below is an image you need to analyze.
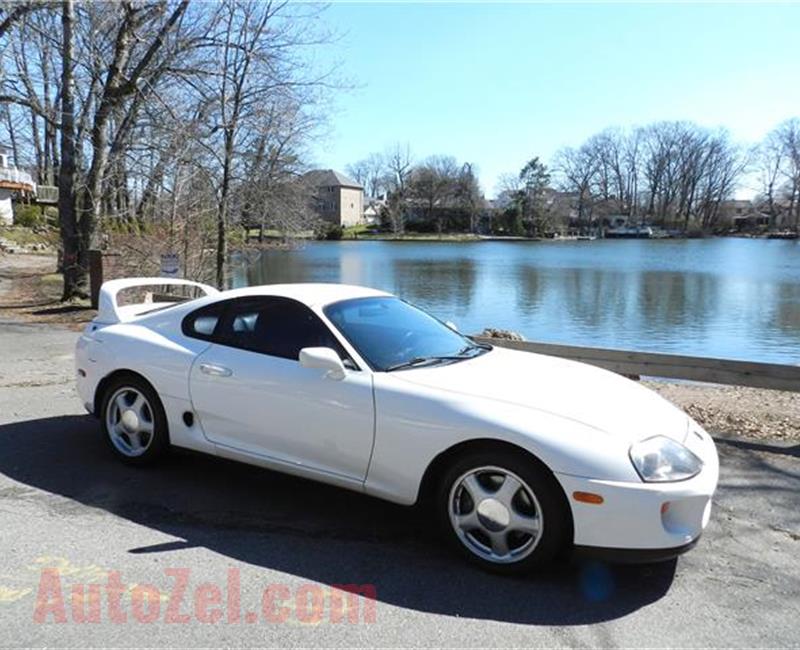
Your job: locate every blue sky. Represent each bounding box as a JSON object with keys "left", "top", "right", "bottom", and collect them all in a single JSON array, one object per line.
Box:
[{"left": 312, "top": 1, "right": 800, "bottom": 196}]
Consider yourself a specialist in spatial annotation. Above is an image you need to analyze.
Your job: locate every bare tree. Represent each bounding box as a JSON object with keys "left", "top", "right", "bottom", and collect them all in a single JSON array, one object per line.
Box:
[
  {"left": 345, "top": 153, "right": 386, "bottom": 197},
  {"left": 456, "top": 162, "right": 483, "bottom": 233},
  {"left": 552, "top": 144, "right": 599, "bottom": 233},
  {"left": 363, "top": 153, "right": 386, "bottom": 198},
  {"left": 696, "top": 131, "right": 745, "bottom": 231},
  {"left": 383, "top": 143, "right": 413, "bottom": 234},
  {"left": 1, "top": 0, "right": 338, "bottom": 298},
  {"left": 384, "top": 143, "right": 412, "bottom": 195},
  {"left": 753, "top": 132, "right": 784, "bottom": 227},
  {"left": 345, "top": 159, "right": 369, "bottom": 187},
  {"left": 198, "top": 0, "right": 334, "bottom": 287},
  {"left": 1, "top": 5, "right": 62, "bottom": 183},
  {"left": 590, "top": 127, "right": 641, "bottom": 217},
  {"left": 0, "top": 1, "right": 50, "bottom": 40},
  {"left": 774, "top": 119, "right": 800, "bottom": 231},
  {"left": 58, "top": 0, "right": 80, "bottom": 298},
  {"left": 554, "top": 121, "right": 745, "bottom": 234},
  {"left": 82, "top": 1, "right": 190, "bottom": 257},
  {"left": 409, "top": 155, "right": 459, "bottom": 233}
]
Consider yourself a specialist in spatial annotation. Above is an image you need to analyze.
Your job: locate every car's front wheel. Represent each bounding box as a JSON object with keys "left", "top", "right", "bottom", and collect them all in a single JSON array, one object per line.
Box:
[
  {"left": 436, "top": 448, "right": 571, "bottom": 573},
  {"left": 100, "top": 374, "right": 169, "bottom": 465}
]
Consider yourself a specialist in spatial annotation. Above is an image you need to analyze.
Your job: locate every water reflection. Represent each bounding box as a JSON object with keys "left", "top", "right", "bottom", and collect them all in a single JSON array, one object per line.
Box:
[
  {"left": 231, "top": 239, "right": 800, "bottom": 363},
  {"left": 773, "top": 282, "right": 800, "bottom": 335},
  {"left": 390, "top": 258, "right": 476, "bottom": 319}
]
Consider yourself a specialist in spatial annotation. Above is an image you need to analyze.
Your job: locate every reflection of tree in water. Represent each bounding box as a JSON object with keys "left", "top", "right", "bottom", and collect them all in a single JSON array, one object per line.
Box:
[
  {"left": 391, "top": 258, "right": 476, "bottom": 318},
  {"left": 514, "top": 266, "right": 721, "bottom": 346},
  {"left": 243, "top": 249, "right": 339, "bottom": 286},
  {"left": 772, "top": 282, "right": 800, "bottom": 336},
  {"left": 514, "top": 265, "right": 544, "bottom": 312},
  {"left": 542, "top": 267, "right": 632, "bottom": 333},
  {"left": 637, "top": 271, "right": 718, "bottom": 330}
]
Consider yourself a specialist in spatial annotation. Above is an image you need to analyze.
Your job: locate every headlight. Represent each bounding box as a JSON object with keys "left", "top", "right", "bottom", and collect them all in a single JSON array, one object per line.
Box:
[{"left": 629, "top": 436, "right": 703, "bottom": 482}]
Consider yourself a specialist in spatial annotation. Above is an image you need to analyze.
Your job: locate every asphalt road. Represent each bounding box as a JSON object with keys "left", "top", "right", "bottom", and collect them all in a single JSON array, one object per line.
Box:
[{"left": 0, "top": 318, "right": 798, "bottom": 647}]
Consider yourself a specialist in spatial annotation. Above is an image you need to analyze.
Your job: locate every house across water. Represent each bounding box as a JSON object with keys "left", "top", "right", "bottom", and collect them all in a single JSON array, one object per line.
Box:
[{"left": 303, "top": 169, "right": 365, "bottom": 227}]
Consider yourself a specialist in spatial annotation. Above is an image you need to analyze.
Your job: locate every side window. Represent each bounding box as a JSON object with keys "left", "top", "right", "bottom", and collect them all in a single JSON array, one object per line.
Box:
[
  {"left": 182, "top": 303, "right": 225, "bottom": 340},
  {"left": 217, "top": 297, "right": 357, "bottom": 368}
]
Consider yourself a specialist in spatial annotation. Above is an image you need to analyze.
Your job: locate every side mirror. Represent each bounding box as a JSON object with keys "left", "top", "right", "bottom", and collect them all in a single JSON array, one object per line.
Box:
[
  {"left": 299, "top": 347, "right": 346, "bottom": 381},
  {"left": 445, "top": 320, "right": 459, "bottom": 332}
]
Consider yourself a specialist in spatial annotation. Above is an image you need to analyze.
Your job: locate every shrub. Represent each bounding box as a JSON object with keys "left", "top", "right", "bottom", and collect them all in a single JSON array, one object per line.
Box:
[
  {"left": 13, "top": 204, "right": 44, "bottom": 228},
  {"left": 314, "top": 222, "right": 343, "bottom": 240}
]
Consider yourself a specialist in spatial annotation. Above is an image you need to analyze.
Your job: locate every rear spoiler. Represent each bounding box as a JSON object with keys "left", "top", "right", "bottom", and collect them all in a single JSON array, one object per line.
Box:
[{"left": 96, "top": 278, "right": 219, "bottom": 324}]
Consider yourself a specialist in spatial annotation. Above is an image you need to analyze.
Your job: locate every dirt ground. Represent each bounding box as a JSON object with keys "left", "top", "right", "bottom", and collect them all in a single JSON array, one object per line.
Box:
[
  {"left": 1, "top": 250, "right": 798, "bottom": 441},
  {"left": 0, "top": 252, "right": 93, "bottom": 330}
]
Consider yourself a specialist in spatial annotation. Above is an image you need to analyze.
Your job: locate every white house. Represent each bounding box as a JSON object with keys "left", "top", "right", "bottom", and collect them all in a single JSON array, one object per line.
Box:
[{"left": 0, "top": 146, "right": 36, "bottom": 225}]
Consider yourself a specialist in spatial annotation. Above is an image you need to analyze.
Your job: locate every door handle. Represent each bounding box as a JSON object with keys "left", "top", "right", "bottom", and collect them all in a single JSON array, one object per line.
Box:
[{"left": 199, "top": 363, "right": 233, "bottom": 377}]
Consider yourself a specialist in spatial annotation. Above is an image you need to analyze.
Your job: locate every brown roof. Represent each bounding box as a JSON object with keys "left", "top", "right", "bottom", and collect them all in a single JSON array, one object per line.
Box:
[{"left": 303, "top": 169, "right": 363, "bottom": 190}]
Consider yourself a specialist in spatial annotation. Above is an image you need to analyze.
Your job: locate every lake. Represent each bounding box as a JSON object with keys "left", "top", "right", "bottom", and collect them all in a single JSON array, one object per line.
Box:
[{"left": 230, "top": 238, "right": 800, "bottom": 364}]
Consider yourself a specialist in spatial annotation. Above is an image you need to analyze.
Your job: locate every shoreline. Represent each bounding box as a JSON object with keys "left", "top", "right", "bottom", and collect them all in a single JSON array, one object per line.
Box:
[
  {"left": 259, "top": 233, "right": 799, "bottom": 244},
  {"left": 356, "top": 234, "right": 799, "bottom": 241}
]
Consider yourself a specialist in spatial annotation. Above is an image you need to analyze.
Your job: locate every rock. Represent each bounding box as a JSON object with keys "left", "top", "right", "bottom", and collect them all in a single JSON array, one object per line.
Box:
[{"left": 479, "top": 327, "right": 526, "bottom": 341}]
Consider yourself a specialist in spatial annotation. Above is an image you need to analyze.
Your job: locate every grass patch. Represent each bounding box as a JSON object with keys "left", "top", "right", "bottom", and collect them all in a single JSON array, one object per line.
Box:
[
  {"left": 356, "top": 231, "right": 482, "bottom": 242},
  {"left": 342, "top": 224, "right": 374, "bottom": 238},
  {"left": 41, "top": 273, "right": 63, "bottom": 288},
  {"left": 0, "top": 226, "right": 57, "bottom": 248}
]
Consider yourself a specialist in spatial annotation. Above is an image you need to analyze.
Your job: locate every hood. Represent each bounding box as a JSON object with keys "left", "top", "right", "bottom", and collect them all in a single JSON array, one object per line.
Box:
[{"left": 392, "top": 347, "right": 689, "bottom": 444}]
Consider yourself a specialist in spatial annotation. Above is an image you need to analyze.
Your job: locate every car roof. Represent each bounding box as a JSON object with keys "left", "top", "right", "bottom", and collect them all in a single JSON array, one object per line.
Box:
[
  {"left": 212, "top": 282, "right": 391, "bottom": 308},
  {"left": 126, "top": 282, "right": 394, "bottom": 327}
]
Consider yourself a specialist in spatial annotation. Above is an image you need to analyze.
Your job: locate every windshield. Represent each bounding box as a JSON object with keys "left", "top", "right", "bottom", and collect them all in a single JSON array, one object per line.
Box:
[{"left": 324, "top": 297, "right": 489, "bottom": 371}]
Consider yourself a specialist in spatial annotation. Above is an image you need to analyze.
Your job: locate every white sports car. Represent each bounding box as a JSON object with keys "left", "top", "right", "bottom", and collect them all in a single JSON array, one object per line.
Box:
[{"left": 76, "top": 278, "right": 719, "bottom": 573}]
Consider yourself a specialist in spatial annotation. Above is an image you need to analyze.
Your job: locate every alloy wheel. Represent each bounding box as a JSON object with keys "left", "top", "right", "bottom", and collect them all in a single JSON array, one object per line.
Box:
[
  {"left": 105, "top": 387, "right": 155, "bottom": 457},
  {"left": 448, "top": 465, "right": 544, "bottom": 564}
]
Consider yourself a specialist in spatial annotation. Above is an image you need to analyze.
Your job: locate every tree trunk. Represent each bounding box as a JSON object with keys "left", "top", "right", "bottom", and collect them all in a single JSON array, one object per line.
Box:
[
  {"left": 58, "top": 0, "right": 85, "bottom": 300},
  {"left": 216, "top": 132, "right": 234, "bottom": 289},
  {"left": 82, "top": 93, "right": 115, "bottom": 253},
  {"left": 4, "top": 106, "right": 20, "bottom": 166},
  {"left": 216, "top": 202, "right": 227, "bottom": 289}
]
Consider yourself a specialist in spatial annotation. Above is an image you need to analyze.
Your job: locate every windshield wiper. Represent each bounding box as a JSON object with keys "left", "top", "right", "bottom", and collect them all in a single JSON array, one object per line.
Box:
[
  {"left": 385, "top": 356, "right": 466, "bottom": 372},
  {"left": 385, "top": 344, "right": 489, "bottom": 372}
]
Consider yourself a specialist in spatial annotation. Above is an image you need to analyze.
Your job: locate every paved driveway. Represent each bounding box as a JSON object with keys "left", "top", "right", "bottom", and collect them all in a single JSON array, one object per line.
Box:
[{"left": 0, "top": 320, "right": 798, "bottom": 647}]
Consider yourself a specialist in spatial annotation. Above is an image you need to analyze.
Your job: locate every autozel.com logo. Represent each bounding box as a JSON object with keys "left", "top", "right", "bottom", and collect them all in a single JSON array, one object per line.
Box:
[{"left": 33, "top": 567, "right": 377, "bottom": 625}]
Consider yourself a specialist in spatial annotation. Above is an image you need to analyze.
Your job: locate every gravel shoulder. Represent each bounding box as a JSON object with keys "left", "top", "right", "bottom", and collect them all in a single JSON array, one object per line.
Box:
[{"left": 645, "top": 380, "right": 800, "bottom": 441}]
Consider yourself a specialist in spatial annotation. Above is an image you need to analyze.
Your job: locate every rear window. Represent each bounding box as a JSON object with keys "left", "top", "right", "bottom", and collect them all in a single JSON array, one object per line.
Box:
[
  {"left": 182, "top": 303, "right": 225, "bottom": 340},
  {"left": 215, "top": 297, "right": 353, "bottom": 364}
]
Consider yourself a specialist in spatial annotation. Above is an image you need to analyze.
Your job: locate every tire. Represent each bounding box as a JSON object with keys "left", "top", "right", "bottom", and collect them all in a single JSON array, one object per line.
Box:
[
  {"left": 435, "top": 447, "right": 571, "bottom": 574},
  {"left": 100, "top": 373, "right": 170, "bottom": 465}
]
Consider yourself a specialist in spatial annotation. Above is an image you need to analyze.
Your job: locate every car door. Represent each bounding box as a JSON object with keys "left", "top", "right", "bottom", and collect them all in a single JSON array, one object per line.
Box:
[{"left": 187, "top": 296, "right": 375, "bottom": 482}]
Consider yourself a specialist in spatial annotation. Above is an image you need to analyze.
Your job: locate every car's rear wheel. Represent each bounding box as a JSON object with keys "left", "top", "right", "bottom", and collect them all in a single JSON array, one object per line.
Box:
[
  {"left": 101, "top": 374, "right": 169, "bottom": 465},
  {"left": 436, "top": 448, "right": 570, "bottom": 573}
]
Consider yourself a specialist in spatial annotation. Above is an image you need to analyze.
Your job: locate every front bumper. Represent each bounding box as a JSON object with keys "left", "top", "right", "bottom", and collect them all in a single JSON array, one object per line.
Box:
[
  {"left": 556, "top": 426, "right": 719, "bottom": 553},
  {"left": 573, "top": 537, "right": 700, "bottom": 564}
]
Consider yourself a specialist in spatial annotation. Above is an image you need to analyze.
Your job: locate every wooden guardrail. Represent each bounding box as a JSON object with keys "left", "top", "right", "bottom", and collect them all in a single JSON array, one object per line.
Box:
[{"left": 473, "top": 337, "right": 800, "bottom": 392}]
